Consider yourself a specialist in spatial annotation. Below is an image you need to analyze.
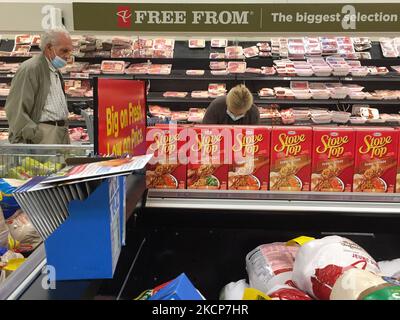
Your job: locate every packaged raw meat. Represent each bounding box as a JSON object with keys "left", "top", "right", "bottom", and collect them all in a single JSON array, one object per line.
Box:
[
  {"left": 31, "top": 35, "right": 41, "bottom": 46},
  {"left": 211, "top": 39, "right": 228, "bottom": 48},
  {"left": 210, "top": 70, "right": 229, "bottom": 76},
  {"left": 259, "top": 51, "right": 272, "bottom": 57},
  {"left": 11, "top": 44, "right": 31, "bottom": 56},
  {"left": 380, "top": 38, "right": 399, "bottom": 58},
  {"left": 148, "top": 64, "right": 172, "bottom": 75},
  {"left": 125, "top": 62, "right": 149, "bottom": 74},
  {"left": 258, "top": 88, "right": 275, "bottom": 99},
  {"left": 227, "top": 61, "right": 246, "bottom": 73},
  {"left": 210, "top": 61, "right": 227, "bottom": 70},
  {"left": 152, "top": 49, "right": 173, "bottom": 59},
  {"left": 243, "top": 46, "right": 259, "bottom": 58},
  {"left": 111, "top": 48, "right": 132, "bottom": 58},
  {"left": 331, "top": 111, "right": 351, "bottom": 123},
  {"left": 368, "top": 66, "right": 389, "bottom": 75},
  {"left": 100, "top": 60, "right": 126, "bottom": 74},
  {"left": 187, "top": 108, "right": 206, "bottom": 123},
  {"left": 290, "top": 81, "right": 309, "bottom": 91},
  {"left": 188, "top": 39, "right": 206, "bottom": 49},
  {"left": 149, "top": 105, "right": 171, "bottom": 118},
  {"left": 245, "top": 68, "right": 262, "bottom": 74},
  {"left": 292, "top": 236, "right": 381, "bottom": 300},
  {"left": 163, "top": 91, "right": 188, "bottom": 98},
  {"left": 146, "top": 126, "right": 187, "bottom": 189},
  {"left": 230, "top": 126, "right": 271, "bottom": 190},
  {"left": 153, "top": 38, "right": 175, "bottom": 50},
  {"left": 15, "top": 34, "right": 31, "bottom": 45},
  {"left": 186, "top": 70, "right": 205, "bottom": 76},
  {"left": 208, "top": 83, "right": 226, "bottom": 97},
  {"left": 270, "top": 126, "right": 313, "bottom": 191},
  {"left": 391, "top": 66, "right": 400, "bottom": 73},
  {"left": 311, "top": 127, "right": 355, "bottom": 192},
  {"left": 209, "top": 52, "right": 226, "bottom": 59},
  {"left": 353, "top": 128, "right": 399, "bottom": 193},
  {"left": 191, "top": 91, "right": 209, "bottom": 99},
  {"left": 187, "top": 126, "right": 230, "bottom": 189},
  {"left": 257, "top": 42, "right": 271, "bottom": 52},
  {"left": 225, "top": 46, "right": 244, "bottom": 59},
  {"left": 246, "top": 242, "right": 299, "bottom": 292},
  {"left": 261, "top": 67, "right": 276, "bottom": 75},
  {"left": 170, "top": 111, "right": 189, "bottom": 121}
]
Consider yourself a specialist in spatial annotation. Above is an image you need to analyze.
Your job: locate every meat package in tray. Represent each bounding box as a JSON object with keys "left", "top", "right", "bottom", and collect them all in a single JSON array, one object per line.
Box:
[
  {"left": 353, "top": 128, "right": 399, "bottom": 193},
  {"left": 211, "top": 39, "right": 228, "bottom": 48},
  {"left": 229, "top": 126, "right": 271, "bottom": 190},
  {"left": 227, "top": 61, "right": 246, "bottom": 73},
  {"left": 163, "top": 91, "right": 188, "bottom": 98},
  {"left": 188, "top": 39, "right": 206, "bottom": 48},
  {"left": 146, "top": 126, "right": 188, "bottom": 189},
  {"left": 225, "top": 46, "right": 244, "bottom": 59},
  {"left": 100, "top": 60, "right": 126, "bottom": 74},
  {"left": 187, "top": 126, "right": 230, "bottom": 190},
  {"left": 270, "top": 126, "right": 313, "bottom": 191},
  {"left": 243, "top": 46, "right": 260, "bottom": 58},
  {"left": 311, "top": 127, "right": 355, "bottom": 192}
]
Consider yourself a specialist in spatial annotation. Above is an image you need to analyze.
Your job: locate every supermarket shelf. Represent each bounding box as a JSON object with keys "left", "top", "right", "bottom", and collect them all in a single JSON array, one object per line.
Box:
[
  {"left": 134, "top": 69, "right": 236, "bottom": 81},
  {"left": 238, "top": 75, "right": 339, "bottom": 81},
  {"left": 341, "top": 99, "right": 400, "bottom": 105},
  {"left": 2, "top": 72, "right": 400, "bottom": 83},
  {"left": 255, "top": 98, "right": 338, "bottom": 105},
  {"left": 147, "top": 92, "right": 211, "bottom": 104},
  {"left": 146, "top": 189, "right": 400, "bottom": 215}
]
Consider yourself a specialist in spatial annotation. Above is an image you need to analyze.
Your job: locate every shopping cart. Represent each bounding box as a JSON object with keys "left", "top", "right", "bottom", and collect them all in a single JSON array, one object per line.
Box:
[
  {"left": 81, "top": 108, "right": 94, "bottom": 144},
  {"left": 0, "top": 144, "right": 93, "bottom": 180}
]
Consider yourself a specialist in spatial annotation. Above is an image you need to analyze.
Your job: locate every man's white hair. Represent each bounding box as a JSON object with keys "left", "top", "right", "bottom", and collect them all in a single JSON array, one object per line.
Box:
[{"left": 39, "top": 28, "right": 71, "bottom": 51}]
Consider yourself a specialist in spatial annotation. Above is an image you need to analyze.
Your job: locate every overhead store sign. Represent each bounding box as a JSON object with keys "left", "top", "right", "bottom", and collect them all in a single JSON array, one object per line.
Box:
[
  {"left": 95, "top": 79, "right": 147, "bottom": 156},
  {"left": 73, "top": 3, "right": 400, "bottom": 32}
]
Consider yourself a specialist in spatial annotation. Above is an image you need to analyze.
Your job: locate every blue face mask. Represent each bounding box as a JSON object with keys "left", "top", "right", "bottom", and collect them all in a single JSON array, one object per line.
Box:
[
  {"left": 51, "top": 49, "right": 67, "bottom": 69},
  {"left": 227, "top": 109, "right": 245, "bottom": 121}
]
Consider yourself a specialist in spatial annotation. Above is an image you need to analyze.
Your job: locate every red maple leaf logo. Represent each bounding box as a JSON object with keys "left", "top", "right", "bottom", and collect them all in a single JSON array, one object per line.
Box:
[{"left": 117, "top": 6, "right": 132, "bottom": 28}]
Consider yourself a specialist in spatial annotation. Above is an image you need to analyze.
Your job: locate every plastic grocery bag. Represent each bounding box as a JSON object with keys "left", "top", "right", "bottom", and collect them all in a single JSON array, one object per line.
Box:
[
  {"left": 292, "top": 235, "right": 381, "bottom": 300},
  {"left": 0, "top": 178, "right": 25, "bottom": 219},
  {"left": 0, "top": 207, "right": 9, "bottom": 248},
  {"left": 266, "top": 284, "right": 313, "bottom": 300},
  {"left": 6, "top": 210, "right": 42, "bottom": 253},
  {"left": 219, "top": 279, "right": 249, "bottom": 300},
  {"left": 246, "top": 242, "right": 299, "bottom": 293},
  {"left": 378, "top": 258, "right": 400, "bottom": 279}
]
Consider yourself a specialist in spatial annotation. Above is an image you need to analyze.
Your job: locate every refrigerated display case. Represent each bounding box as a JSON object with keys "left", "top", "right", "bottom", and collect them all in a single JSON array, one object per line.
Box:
[
  {"left": 0, "top": 143, "right": 93, "bottom": 299},
  {"left": 3, "top": 186, "right": 398, "bottom": 300}
]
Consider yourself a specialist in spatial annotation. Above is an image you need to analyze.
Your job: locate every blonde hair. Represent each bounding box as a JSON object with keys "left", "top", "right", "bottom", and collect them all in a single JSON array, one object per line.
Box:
[{"left": 226, "top": 84, "right": 253, "bottom": 114}]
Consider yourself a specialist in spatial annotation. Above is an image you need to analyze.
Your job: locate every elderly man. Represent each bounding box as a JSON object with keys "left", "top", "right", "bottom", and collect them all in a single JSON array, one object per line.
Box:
[{"left": 6, "top": 28, "right": 73, "bottom": 144}]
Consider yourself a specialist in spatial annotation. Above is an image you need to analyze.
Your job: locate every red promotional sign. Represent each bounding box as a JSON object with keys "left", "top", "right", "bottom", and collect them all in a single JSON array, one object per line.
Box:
[{"left": 96, "top": 79, "right": 146, "bottom": 156}]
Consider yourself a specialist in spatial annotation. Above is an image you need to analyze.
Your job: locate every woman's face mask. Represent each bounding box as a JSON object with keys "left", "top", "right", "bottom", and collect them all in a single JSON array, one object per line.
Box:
[{"left": 227, "top": 109, "right": 245, "bottom": 121}]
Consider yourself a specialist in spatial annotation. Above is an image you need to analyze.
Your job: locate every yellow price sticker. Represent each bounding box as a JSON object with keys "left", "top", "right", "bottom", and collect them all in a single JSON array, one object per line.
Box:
[
  {"left": 286, "top": 236, "right": 315, "bottom": 246},
  {"left": 242, "top": 288, "right": 271, "bottom": 300}
]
